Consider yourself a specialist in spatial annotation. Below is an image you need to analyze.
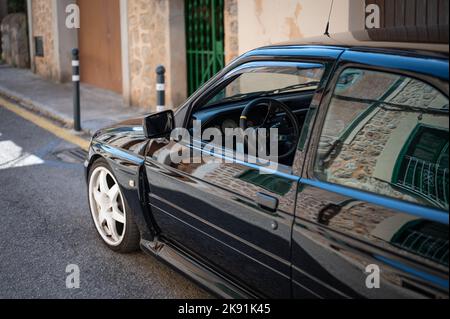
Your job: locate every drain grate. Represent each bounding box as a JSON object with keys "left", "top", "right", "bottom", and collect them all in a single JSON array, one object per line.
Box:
[{"left": 54, "top": 148, "right": 88, "bottom": 164}]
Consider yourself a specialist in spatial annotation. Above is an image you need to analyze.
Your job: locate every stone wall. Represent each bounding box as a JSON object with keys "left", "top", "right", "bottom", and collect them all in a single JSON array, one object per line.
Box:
[
  {"left": 31, "top": 0, "right": 58, "bottom": 80},
  {"left": 224, "top": 0, "right": 238, "bottom": 65},
  {"left": 128, "top": 0, "right": 169, "bottom": 110},
  {"left": 128, "top": 0, "right": 187, "bottom": 110},
  {"left": 0, "top": 0, "right": 8, "bottom": 57},
  {"left": 327, "top": 108, "right": 413, "bottom": 200},
  {"left": 0, "top": 13, "right": 29, "bottom": 68}
]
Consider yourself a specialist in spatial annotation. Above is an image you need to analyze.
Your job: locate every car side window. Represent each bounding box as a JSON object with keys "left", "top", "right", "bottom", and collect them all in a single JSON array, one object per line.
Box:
[
  {"left": 189, "top": 63, "right": 325, "bottom": 168},
  {"left": 315, "top": 68, "right": 449, "bottom": 211}
]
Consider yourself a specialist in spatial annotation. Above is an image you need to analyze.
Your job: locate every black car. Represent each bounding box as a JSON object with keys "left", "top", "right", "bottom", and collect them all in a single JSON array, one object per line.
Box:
[{"left": 85, "top": 33, "right": 449, "bottom": 299}]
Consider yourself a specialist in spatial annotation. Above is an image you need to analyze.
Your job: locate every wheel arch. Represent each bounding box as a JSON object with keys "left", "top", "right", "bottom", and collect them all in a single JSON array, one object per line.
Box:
[{"left": 86, "top": 145, "right": 157, "bottom": 242}]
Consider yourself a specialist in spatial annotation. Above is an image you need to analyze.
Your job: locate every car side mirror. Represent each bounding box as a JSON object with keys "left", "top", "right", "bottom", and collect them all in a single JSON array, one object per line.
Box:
[{"left": 143, "top": 110, "right": 175, "bottom": 139}]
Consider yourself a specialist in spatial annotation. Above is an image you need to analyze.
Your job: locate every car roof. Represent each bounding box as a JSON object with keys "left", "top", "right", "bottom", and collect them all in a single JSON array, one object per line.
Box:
[{"left": 259, "top": 31, "right": 449, "bottom": 57}]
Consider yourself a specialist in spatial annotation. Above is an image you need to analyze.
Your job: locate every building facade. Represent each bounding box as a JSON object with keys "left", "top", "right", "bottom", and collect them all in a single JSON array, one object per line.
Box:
[{"left": 24, "top": 0, "right": 447, "bottom": 111}]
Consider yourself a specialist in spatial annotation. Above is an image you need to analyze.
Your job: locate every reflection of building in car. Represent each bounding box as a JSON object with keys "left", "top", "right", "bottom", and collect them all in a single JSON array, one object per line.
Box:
[
  {"left": 394, "top": 126, "right": 448, "bottom": 210},
  {"left": 310, "top": 68, "right": 449, "bottom": 274},
  {"left": 317, "top": 69, "right": 449, "bottom": 210},
  {"left": 373, "top": 216, "right": 449, "bottom": 267}
]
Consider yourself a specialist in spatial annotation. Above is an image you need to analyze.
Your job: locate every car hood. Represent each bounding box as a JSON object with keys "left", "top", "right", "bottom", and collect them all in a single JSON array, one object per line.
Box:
[{"left": 92, "top": 116, "right": 148, "bottom": 148}]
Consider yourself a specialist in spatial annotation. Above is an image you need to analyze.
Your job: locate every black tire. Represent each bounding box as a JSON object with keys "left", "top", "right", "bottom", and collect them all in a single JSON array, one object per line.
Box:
[{"left": 88, "top": 158, "right": 140, "bottom": 253}]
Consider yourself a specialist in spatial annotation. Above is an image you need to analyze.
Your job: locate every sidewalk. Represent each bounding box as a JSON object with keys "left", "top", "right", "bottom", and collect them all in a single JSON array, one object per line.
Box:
[{"left": 0, "top": 64, "right": 148, "bottom": 136}]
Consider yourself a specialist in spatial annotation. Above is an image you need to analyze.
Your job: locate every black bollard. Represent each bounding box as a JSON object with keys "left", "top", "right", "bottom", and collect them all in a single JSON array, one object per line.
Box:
[
  {"left": 72, "top": 48, "right": 81, "bottom": 132},
  {"left": 156, "top": 65, "right": 166, "bottom": 113}
]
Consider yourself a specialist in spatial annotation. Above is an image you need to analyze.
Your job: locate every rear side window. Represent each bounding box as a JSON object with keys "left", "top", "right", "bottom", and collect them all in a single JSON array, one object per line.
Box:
[{"left": 315, "top": 68, "right": 449, "bottom": 211}]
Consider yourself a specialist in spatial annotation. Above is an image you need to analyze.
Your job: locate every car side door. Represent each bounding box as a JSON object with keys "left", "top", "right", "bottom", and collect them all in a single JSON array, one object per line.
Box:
[
  {"left": 292, "top": 51, "right": 449, "bottom": 299},
  {"left": 144, "top": 66, "right": 292, "bottom": 299},
  {"left": 143, "top": 56, "right": 339, "bottom": 298}
]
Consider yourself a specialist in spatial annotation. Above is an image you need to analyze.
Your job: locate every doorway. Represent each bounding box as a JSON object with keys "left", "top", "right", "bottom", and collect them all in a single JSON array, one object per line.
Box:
[{"left": 77, "top": 0, "right": 123, "bottom": 94}]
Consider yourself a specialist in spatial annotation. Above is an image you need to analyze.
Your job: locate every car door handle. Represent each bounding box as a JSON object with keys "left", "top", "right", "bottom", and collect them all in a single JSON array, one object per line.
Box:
[{"left": 256, "top": 192, "right": 279, "bottom": 212}]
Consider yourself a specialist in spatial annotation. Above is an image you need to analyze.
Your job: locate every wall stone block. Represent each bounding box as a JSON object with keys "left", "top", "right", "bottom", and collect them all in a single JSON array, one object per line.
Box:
[{"left": 1, "top": 13, "right": 30, "bottom": 68}]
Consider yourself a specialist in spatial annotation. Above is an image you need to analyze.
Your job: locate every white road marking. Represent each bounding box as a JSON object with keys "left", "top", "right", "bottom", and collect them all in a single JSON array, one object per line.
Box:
[{"left": 0, "top": 139, "right": 44, "bottom": 170}]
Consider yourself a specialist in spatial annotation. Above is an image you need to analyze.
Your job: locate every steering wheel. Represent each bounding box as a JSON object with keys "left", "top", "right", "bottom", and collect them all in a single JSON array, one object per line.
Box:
[{"left": 239, "top": 98, "right": 301, "bottom": 161}]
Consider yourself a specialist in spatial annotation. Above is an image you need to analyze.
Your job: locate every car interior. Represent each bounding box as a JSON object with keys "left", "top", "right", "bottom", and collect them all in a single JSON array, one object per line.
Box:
[
  {"left": 186, "top": 66, "right": 323, "bottom": 167},
  {"left": 192, "top": 92, "right": 314, "bottom": 166}
]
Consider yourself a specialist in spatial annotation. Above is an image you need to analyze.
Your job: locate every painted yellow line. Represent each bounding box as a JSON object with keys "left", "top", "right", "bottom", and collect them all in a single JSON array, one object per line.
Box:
[{"left": 0, "top": 96, "right": 90, "bottom": 151}]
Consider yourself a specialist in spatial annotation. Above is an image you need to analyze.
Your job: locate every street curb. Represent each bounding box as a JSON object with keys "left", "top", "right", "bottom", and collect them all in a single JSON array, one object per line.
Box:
[{"left": 0, "top": 87, "right": 93, "bottom": 137}]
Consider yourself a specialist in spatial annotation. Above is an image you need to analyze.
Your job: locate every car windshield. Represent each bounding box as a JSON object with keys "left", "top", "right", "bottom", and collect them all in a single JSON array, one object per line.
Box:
[{"left": 203, "top": 65, "right": 324, "bottom": 108}]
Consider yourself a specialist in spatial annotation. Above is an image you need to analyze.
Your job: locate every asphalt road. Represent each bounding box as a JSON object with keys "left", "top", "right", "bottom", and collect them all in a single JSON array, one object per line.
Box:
[{"left": 0, "top": 106, "right": 210, "bottom": 299}]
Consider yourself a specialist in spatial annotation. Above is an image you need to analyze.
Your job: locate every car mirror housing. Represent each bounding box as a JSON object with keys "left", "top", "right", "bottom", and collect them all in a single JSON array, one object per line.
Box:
[{"left": 143, "top": 110, "right": 175, "bottom": 139}]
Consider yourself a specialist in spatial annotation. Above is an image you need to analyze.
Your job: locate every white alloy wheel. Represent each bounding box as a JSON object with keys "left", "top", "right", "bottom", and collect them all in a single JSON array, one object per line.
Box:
[{"left": 89, "top": 166, "right": 127, "bottom": 246}]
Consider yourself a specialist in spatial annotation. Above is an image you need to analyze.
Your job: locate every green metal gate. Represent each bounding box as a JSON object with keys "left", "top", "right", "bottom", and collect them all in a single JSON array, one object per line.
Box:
[{"left": 185, "top": 0, "right": 225, "bottom": 95}]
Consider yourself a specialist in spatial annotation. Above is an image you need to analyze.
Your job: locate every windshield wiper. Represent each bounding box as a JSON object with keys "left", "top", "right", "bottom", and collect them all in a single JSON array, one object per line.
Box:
[
  {"left": 267, "top": 81, "right": 321, "bottom": 95},
  {"left": 219, "top": 91, "right": 267, "bottom": 104}
]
